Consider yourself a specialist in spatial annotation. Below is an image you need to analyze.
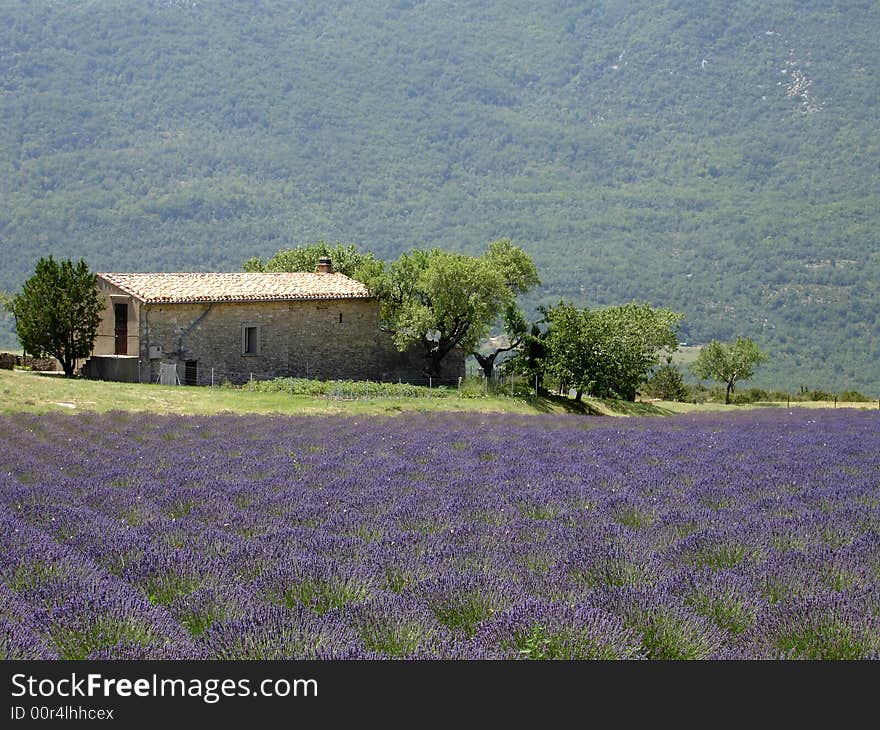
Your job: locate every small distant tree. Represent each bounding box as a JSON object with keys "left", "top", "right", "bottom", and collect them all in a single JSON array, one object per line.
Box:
[
  {"left": 644, "top": 357, "right": 689, "bottom": 401},
  {"left": 691, "top": 337, "right": 768, "bottom": 404},
  {"left": 11, "top": 256, "right": 103, "bottom": 377}
]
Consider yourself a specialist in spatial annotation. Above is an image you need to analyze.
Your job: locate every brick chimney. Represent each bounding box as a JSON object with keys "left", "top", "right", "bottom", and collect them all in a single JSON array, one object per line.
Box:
[{"left": 317, "top": 256, "right": 333, "bottom": 274}]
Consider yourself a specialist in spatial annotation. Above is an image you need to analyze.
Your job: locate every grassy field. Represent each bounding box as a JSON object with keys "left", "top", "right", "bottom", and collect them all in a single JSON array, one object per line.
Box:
[
  {"left": 0, "top": 369, "right": 657, "bottom": 417},
  {"left": 1, "top": 369, "right": 875, "bottom": 418},
  {"left": 669, "top": 345, "right": 702, "bottom": 366}
]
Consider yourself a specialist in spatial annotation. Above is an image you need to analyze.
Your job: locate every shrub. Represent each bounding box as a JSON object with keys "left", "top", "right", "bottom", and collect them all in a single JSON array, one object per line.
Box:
[
  {"left": 249, "top": 376, "right": 450, "bottom": 399},
  {"left": 643, "top": 362, "right": 689, "bottom": 401},
  {"left": 800, "top": 386, "right": 835, "bottom": 401},
  {"left": 731, "top": 388, "right": 770, "bottom": 404}
]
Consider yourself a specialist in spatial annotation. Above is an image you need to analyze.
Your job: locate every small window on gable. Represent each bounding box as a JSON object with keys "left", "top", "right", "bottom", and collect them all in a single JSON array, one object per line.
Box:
[
  {"left": 339, "top": 312, "right": 343, "bottom": 324},
  {"left": 242, "top": 324, "right": 260, "bottom": 355}
]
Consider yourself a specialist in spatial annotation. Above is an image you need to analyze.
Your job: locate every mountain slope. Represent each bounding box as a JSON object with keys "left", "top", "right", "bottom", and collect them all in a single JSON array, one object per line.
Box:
[{"left": 1, "top": 0, "right": 878, "bottom": 392}]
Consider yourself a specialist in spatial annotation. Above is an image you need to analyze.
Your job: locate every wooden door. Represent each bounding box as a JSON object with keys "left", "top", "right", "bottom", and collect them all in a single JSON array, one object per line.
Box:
[{"left": 114, "top": 303, "right": 128, "bottom": 355}]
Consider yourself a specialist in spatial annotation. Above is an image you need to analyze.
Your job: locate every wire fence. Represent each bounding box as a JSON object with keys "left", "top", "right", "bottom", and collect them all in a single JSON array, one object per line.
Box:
[{"left": 152, "top": 362, "right": 541, "bottom": 401}]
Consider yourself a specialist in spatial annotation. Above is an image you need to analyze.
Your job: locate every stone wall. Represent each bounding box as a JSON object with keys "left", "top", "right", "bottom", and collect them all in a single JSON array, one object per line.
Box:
[
  {"left": 0, "top": 353, "right": 60, "bottom": 371},
  {"left": 87, "top": 287, "right": 465, "bottom": 385},
  {"left": 141, "top": 298, "right": 411, "bottom": 385},
  {"left": 373, "top": 332, "right": 465, "bottom": 385}
]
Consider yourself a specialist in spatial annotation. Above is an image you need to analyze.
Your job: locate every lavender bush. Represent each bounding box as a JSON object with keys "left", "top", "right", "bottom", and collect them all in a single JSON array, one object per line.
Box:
[{"left": 1, "top": 408, "right": 878, "bottom": 659}]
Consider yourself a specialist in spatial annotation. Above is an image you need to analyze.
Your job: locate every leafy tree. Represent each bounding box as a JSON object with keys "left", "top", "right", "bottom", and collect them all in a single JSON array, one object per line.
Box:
[
  {"left": 10, "top": 257, "right": 102, "bottom": 377},
  {"left": 543, "top": 302, "right": 683, "bottom": 401},
  {"left": 484, "top": 238, "right": 541, "bottom": 295},
  {"left": 243, "top": 242, "right": 383, "bottom": 284},
  {"left": 375, "top": 240, "right": 539, "bottom": 378},
  {"left": 644, "top": 357, "right": 689, "bottom": 401},
  {"left": 541, "top": 302, "right": 591, "bottom": 399},
  {"left": 691, "top": 338, "right": 768, "bottom": 404}
]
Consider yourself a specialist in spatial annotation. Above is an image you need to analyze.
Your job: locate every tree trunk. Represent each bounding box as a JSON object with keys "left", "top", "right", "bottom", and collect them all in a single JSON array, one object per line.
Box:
[
  {"left": 472, "top": 351, "right": 497, "bottom": 380},
  {"left": 423, "top": 339, "right": 448, "bottom": 379},
  {"left": 425, "top": 351, "right": 442, "bottom": 379},
  {"left": 725, "top": 380, "right": 734, "bottom": 404},
  {"left": 472, "top": 337, "right": 521, "bottom": 381},
  {"left": 426, "top": 341, "right": 454, "bottom": 379}
]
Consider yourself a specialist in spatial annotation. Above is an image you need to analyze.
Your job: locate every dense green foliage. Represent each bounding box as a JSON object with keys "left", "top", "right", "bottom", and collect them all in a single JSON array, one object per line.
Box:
[
  {"left": 243, "top": 242, "right": 382, "bottom": 282},
  {"left": 1, "top": 1, "right": 878, "bottom": 391},
  {"left": 248, "top": 376, "right": 449, "bottom": 400},
  {"left": 643, "top": 358, "right": 690, "bottom": 402},
  {"left": 691, "top": 337, "right": 768, "bottom": 404},
  {"left": 373, "top": 240, "right": 539, "bottom": 376},
  {"left": 541, "top": 301, "right": 682, "bottom": 401},
  {"left": 10, "top": 256, "right": 102, "bottom": 376}
]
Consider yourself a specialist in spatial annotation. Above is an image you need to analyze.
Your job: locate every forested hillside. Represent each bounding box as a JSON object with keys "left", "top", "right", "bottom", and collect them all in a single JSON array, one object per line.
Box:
[{"left": 1, "top": 0, "right": 878, "bottom": 392}]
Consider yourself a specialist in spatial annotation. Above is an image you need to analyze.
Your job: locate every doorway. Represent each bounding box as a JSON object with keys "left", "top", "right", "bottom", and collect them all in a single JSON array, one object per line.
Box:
[
  {"left": 184, "top": 360, "right": 198, "bottom": 386},
  {"left": 114, "top": 303, "right": 128, "bottom": 355}
]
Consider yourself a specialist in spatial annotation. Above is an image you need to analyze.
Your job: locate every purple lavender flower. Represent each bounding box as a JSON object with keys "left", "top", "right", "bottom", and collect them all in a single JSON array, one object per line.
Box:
[
  {"left": 742, "top": 590, "right": 880, "bottom": 659},
  {"left": 1, "top": 407, "right": 877, "bottom": 658},
  {"left": 201, "top": 605, "right": 363, "bottom": 659},
  {"left": 473, "top": 599, "right": 644, "bottom": 659}
]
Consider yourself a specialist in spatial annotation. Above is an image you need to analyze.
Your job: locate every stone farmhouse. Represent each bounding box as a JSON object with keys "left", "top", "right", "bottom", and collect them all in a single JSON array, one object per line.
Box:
[{"left": 85, "top": 258, "right": 463, "bottom": 386}]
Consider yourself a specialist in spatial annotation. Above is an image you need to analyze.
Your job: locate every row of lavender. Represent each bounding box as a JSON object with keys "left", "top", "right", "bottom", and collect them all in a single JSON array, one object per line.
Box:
[{"left": 1, "top": 408, "right": 878, "bottom": 659}]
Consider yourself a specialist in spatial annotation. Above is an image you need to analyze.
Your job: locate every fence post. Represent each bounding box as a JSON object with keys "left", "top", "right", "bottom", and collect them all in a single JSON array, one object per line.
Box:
[
  {"left": 458, "top": 376, "right": 462, "bottom": 398},
  {"left": 211, "top": 367, "right": 214, "bottom": 388},
  {"left": 429, "top": 377, "right": 432, "bottom": 397},
  {"left": 249, "top": 373, "right": 254, "bottom": 391}
]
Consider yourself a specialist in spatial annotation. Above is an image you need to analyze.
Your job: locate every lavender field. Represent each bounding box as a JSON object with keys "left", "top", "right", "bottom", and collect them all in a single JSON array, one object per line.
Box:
[{"left": 1, "top": 408, "right": 878, "bottom": 660}]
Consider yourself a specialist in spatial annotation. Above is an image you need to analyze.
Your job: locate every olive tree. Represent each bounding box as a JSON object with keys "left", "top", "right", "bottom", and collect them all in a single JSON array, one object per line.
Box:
[
  {"left": 691, "top": 337, "right": 768, "bottom": 404},
  {"left": 375, "top": 239, "right": 539, "bottom": 378}
]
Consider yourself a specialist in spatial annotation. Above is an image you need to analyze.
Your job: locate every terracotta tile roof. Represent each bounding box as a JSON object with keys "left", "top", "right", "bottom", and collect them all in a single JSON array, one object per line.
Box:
[{"left": 97, "top": 272, "right": 373, "bottom": 304}]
